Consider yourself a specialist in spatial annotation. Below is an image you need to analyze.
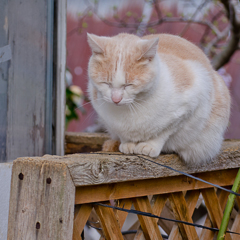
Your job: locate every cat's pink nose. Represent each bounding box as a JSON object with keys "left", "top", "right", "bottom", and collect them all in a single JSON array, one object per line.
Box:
[
  {"left": 111, "top": 89, "right": 123, "bottom": 104},
  {"left": 111, "top": 95, "right": 122, "bottom": 104}
]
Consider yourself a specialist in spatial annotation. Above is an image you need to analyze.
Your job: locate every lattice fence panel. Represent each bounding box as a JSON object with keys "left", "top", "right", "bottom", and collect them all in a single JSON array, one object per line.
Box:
[{"left": 73, "top": 186, "right": 240, "bottom": 240}]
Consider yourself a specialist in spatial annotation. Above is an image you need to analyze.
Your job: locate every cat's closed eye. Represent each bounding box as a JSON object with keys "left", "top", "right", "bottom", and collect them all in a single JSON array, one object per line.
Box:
[
  {"left": 123, "top": 84, "right": 133, "bottom": 88},
  {"left": 100, "top": 82, "right": 111, "bottom": 87}
]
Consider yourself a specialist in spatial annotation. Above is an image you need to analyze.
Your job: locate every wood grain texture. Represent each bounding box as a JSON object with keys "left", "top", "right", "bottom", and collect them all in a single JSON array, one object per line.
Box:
[
  {"left": 94, "top": 202, "right": 124, "bottom": 240},
  {"left": 200, "top": 188, "right": 230, "bottom": 240},
  {"left": 7, "top": 0, "right": 49, "bottom": 160},
  {"left": 75, "top": 168, "right": 238, "bottom": 204},
  {"left": 114, "top": 198, "right": 133, "bottom": 229},
  {"left": 169, "top": 192, "right": 199, "bottom": 240},
  {"left": 55, "top": 0, "right": 67, "bottom": 156},
  {"left": 65, "top": 132, "right": 110, "bottom": 154},
  {"left": 133, "top": 194, "right": 168, "bottom": 240},
  {"left": 202, "top": 188, "right": 232, "bottom": 240},
  {"left": 133, "top": 196, "right": 163, "bottom": 240},
  {"left": 73, "top": 204, "right": 92, "bottom": 240},
  {"left": 231, "top": 213, "right": 240, "bottom": 240},
  {"left": 168, "top": 190, "right": 200, "bottom": 240},
  {"left": 7, "top": 157, "right": 75, "bottom": 240},
  {"left": 68, "top": 140, "right": 240, "bottom": 186},
  {"left": 16, "top": 140, "right": 240, "bottom": 187},
  {"left": 0, "top": 0, "right": 8, "bottom": 162}
]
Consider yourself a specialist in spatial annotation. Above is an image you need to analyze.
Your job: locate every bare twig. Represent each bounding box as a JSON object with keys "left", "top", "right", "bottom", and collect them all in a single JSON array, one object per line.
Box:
[
  {"left": 204, "top": 25, "right": 230, "bottom": 55},
  {"left": 180, "top": 0, "right": 211, "bottom": 37},
  {"left": 212, "top": 0, "right": 240, "bottom": 69}
]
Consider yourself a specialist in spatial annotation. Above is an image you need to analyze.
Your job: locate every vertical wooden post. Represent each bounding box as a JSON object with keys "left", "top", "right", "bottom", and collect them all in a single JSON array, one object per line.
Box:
[{"left": 7, "top": 157, "right": 75, "bottom": 240}]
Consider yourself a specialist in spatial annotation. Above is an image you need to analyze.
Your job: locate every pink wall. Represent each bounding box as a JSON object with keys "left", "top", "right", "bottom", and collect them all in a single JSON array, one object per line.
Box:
[{"left": 66, "top": 7, "right": 240, "bottom": 139}]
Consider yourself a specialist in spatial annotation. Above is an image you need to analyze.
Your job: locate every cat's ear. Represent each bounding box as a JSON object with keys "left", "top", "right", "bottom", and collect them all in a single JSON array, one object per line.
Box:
[
  {"left": 87, "top": 33, "right": 108, "bottom": 54},
  {"left": 138, "top": 37, "right": 159, "bottom": 60}
]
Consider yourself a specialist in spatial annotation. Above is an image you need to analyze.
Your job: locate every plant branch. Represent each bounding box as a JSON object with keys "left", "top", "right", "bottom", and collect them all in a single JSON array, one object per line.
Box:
[
  {"left": 180, "top": 0, "right": 211, "bottom": 37},
  {"left": 212, "top": 0, "right": 240, "bottom": 69}
]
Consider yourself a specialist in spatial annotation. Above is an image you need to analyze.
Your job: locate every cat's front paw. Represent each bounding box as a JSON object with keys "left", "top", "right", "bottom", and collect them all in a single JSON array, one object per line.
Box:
[
  {"left": 119, "top": 142, "right": 136, "bottom": 154},
  {"left": 134, "top": 142, "right": 161, "bottom": 158}
]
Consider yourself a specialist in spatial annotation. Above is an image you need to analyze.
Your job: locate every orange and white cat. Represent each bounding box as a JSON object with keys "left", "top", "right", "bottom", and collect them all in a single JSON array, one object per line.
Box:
[{"left": 87, "top": 33, "right": 230, "bottom": 164}]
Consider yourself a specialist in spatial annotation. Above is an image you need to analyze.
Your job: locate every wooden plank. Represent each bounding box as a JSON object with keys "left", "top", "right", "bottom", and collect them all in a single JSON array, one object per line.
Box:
[
  {"left": 158, "top": 200, "right": 176, "bottom": 235},
  {"left": 73, "top": 204, "right": 92, "bottom": 240},
  {"left": 75, "top": 168, "right": 238, "bottom": 204},
  {"left": 6, "top": 0, "right": 50, "bottom": 160},
  {"left": 151, "top": 194, "right": 169, "bottom": 218},
  {"left": 231, "top": 213, "right": 240, "bottom": 240},
  {"left": 13, "top": 140, "right": 240, "bottom": 186},
  {"left": 168, "top": 190, "right": 200, "bottom": 240},
  {"left": 67, "top": 140, "right": 240, "bottom": 186},
  {"left": 168, "top": 192, "right": 199, "bottom": 240},
  {"left": 65, "top": 132, "right": 110, "bottom": 154},
  {"left": 94, "top": 201, "right": 124, "bottom": 240},
  {"left": 7, "top": 157, "right": 75, "bottom": 240},
  {"left": 0, "top": 0, "right": 8, "bottom": 162},
  {"left": 114, "top": 199, "right": 133, "bottom": 229},
  {"left": 200, "top": 188, "right": 230, "bottom": 240},
  {"left": 202, "top": 188, "right": 232, "bottom": 240},
  {"left": 133, "top": 194, "right": 168, "bottom": 240},
  {"left": 133, "top": 196, "right": 163, "bottom": 240},
  {"left": 55, "top": 0, "right": 66, "bottom": 156},
  {"left": 185, "top": 190, "right": 201, "bottom": 216}
]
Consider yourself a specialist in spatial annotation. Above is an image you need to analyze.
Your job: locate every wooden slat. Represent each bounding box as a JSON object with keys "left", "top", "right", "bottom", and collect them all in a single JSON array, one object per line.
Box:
[
  {"left": 73, "top": 204, "right": 92, "bottom": 240},
  {"left": 75, "top": 168, "right": 238, "bottom": 204},
  {"left": 133, "top": 194, "right": 169, "bottom": 240},
  {"left": 169, "top": 190, "right": 200, "bottom": 240},
  {"left": 202, "top": 188, "right": 232, "bottom": 240},
  {"left": 65, "top": 132, "right": 109, "bottom": 154},
  {"left": 94, "top": 201, "right": 124, "bottom": 240},
  {"left": 0, "top": 0, "right": 8, "bottom": 162},
  {"left": 13, "top": 140, "right": 240, "bottom": 187},
  {"left": 7, "top": 158, "right": 75, "bottom": 240},
  {"left": 151, "top": 194, "right": 169, "bottom": 218},
  {"left": 200, "top": 188, "right": 230, "bottom": 240},
  {"left": 169, "top": 192, "right": 199, "bottom": 240},
  {"left": 156, "top": 200, "right": 175, "bottom": 235},
  {"left": 67, "top": 140, "right": 240, "bottom": 186},
  {"left": 168, "top": 225, "right": 183, "bottom": 240},
  {"left": 133, "top": 196, "right": 163, "bottom": 240},
  {"left": 231, "top": 213, "right": 240, "bottom": 240},
  {"left": 7, "top": 0, "right": 49, "bottom": 160},
  {"left": 114, "top": 198, "right": 133, "bottom": 229},
  {"left": 185, "top": 190, "right": 201, "bottom": 216}
]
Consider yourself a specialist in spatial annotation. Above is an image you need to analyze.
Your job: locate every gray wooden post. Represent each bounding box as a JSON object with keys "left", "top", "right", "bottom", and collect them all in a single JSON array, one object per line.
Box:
[{"left": 7, "top": 156, "right": 75, "bottom": 240}]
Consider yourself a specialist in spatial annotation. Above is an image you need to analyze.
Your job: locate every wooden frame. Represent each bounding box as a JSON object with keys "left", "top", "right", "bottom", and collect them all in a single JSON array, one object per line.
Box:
[{"left": 7, "top": 137, "right": 240, "bottom": 239}]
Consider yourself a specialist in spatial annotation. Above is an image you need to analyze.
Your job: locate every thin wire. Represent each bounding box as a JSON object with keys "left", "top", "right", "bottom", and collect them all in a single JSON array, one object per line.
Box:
[{"left": 93, "top": 202, "right": 240, "bottom": 236}]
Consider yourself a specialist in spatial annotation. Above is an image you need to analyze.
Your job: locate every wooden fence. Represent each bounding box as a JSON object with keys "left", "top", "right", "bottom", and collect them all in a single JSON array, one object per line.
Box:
[{"left": 7, "top": 133, "right": 240, "bottom": 240}]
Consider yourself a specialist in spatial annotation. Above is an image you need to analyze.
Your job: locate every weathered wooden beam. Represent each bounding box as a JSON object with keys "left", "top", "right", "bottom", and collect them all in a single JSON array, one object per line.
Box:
[
  {"left": 75, "top": 169, "right": 237, "bottom": 204},
  {"left": 7, "top": 139, "right": 240, "bottom": 239},
  {"left": 13, "top": 140, "right": 240, "bottom": 187},
  {"left": 7, "top": 156, "right": 75, "bottom": 240},
  {"left": 65, "top": 132, "right": 109, "bottom": 154}
]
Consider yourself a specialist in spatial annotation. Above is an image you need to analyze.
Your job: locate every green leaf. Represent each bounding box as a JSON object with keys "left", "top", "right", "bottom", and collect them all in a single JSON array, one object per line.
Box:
[
  {"left": 166, "top": 12, "right": 173, "bottom": 17},
  {"left": 126, "top": 11, "right": 132, "bottom": 17},
  {"left": 82, "top": 22, "right": 88, "bottom": 28}
]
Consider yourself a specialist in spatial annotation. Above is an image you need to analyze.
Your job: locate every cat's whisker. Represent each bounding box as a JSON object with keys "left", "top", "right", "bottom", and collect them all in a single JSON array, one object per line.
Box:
[
  {"left": 74, "top": 97, "right": 106, "bottom": 111},
  {"left": 130, "top": 103, "right": 137, "bottom": 115},
  {"left": 132, "top": 100, "right": 147, "bottom": 112}
]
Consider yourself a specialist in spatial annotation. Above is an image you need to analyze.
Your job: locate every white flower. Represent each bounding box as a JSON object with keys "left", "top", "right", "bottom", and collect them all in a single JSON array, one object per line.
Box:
[{"left": 69, "top": 85, "right": 84, "bottom": 106}]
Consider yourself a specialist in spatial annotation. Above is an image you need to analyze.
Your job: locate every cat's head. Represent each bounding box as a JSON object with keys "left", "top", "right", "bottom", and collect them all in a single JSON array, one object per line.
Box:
[{"left": 87, "top": 33, "right": 159, "bottom": 105}]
